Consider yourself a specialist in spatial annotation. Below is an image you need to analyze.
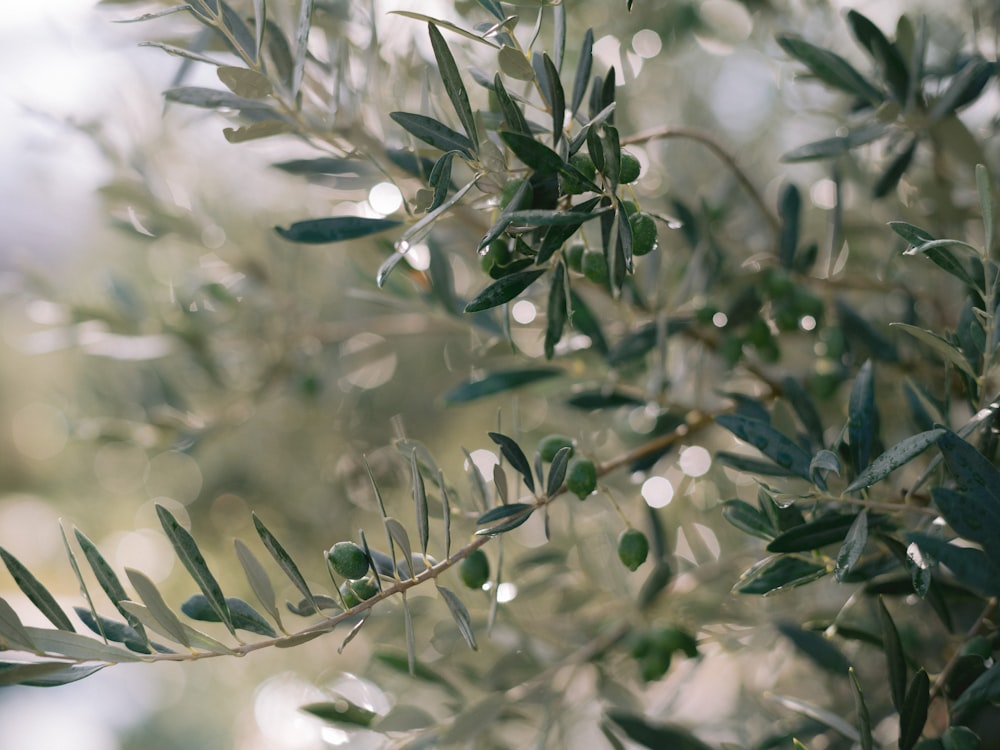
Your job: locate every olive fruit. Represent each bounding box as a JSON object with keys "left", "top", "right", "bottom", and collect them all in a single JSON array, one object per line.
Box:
[
  {"left": 619, "top": 152, "right": 641, "bottom": 183},
  {"left": 459, "top": 548, "right": 490, "bottom": 589},
  {"left": 538, "top": 434, "right": 575, "bottom": 462},
  {"left": 328, "top": 541, "right": 370, "bottom": 580},
  {"left": 566, "top": 241, "right": 585, "bottom": 272},
  {"left": 561, "top": 153, "right": 597, "bottom": 195},
  {"left": 629, "top": 212, "right": 657, "bottom": 257},
  {"left": 617, "top": 528, "right": 649, "bottom": 571},
  {"left": 340, "top": 577, "right": 378, "bottom": 608},
  {"left": 582, "top": 251, "right": 609, "bottom": 284},
  {"left": 566, "top": 457, "right": 597, "bottom": 499},
  {"left": 500, "top": 178, "right": 532, "bottom": 209}
]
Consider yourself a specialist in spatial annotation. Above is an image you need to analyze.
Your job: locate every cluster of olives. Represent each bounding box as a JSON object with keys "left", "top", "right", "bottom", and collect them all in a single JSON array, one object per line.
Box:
[
  {"left": 629, "top": 625, "right": 699, "bottom": 682},
  {"left": 327, "top": 541, "right": 378, "bottom": 608}
]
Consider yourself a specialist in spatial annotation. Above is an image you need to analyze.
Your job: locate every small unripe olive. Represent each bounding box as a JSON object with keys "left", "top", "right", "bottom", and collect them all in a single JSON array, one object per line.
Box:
[
  {"left": 629, "top": 212, "right": 657, "bottom": 257},
  {"left": 617, "top": 528, "right": 649, "bottom": 571},
  {"left": 619, "top": 152, "right": 641, "bottom": 183},
  {"left": 340, "top": 577, "right": 378, "bottom": 608},
  {"left": 566, "top": 241, "right": 586, "bottom": 272},
  {"left": 561, "top": 154, "right": 597, "bottom": 195},
  {"left": 500, "top": 178, "right": 532, "bottom": 209},
  {"left": 538, "top": 434, "right": 575, "bottom": 462},
  {"left": 582, "top": 251, "right": 609, "bottom": 284},
  {"left": 459, "top": 548, "right": 490, "bottom": 589},
  {"left": 328, "top": 541, "right": 370, "bottom": 580},
  {"left": 566, "top": 457, "right": 597, "bottom": 500}
]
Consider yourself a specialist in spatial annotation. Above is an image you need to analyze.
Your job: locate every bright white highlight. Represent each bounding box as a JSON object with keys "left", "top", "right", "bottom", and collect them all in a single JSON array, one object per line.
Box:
[
  {"left": 632, "top": 29, "right": 662, "bottom": 59},
  {"left": 512, "top": 300, "right": 537, "bottom": 324},
  {"left": 368, "top": 181, "right": 403, "bottom": 215},
  {"left": 642, "top": 476, "right": 674, "bottom": 508},
  {"left": 679, "top": 446, "right": 712, "bottom": 477}
]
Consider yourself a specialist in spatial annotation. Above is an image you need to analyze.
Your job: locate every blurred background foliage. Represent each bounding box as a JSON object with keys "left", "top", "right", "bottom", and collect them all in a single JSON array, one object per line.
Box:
[{"left": 1, "top": 0, "right": 999, "bottom": 748}]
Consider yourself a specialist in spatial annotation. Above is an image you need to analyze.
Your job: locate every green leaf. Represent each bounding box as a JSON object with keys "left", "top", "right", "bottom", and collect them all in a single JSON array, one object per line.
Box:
[
  {"left": 501, "top": 131, "right": 602, "bottom": 193},
  {"left": 937, "top": 430, "right": 1000, "bottom": 507},
  {"left": 234, "top": 539, "right": 282, "bottom": 633},
  {"left": 850, "top": 668, "right": 874, "bottom": 750},
  {"left": 465, "top": 269, "right": 546, "bottom": 313},
  {"left": 848, "top": 359, "right": 877, "bottom": 472},
  {"left": 0, "top": 597, "right": 35, "bottom": 650},
  {"left": 605, "top": 710, "right": 714, "bottom": 750},
  {"left": 570, "top": 28, "right": 594, "bottom": 117},
  {"left": 390, "top": 11, "right": 501, "bottom": 49},
  {"left": 716, "top": 451, "right": 800, "bottom": 478},
  {"left": 769, "top": 694, "right": 861, "bottom": 743},
  {"left": 475, "top": 503, "right": 535, "bottom": 536},
  {"left": 216, "top": 66, "right": 272, "bottom": 98},
  {"left": 74, "top": 529, "right": 149, "bottom": 648},
  {"left": 0, "top": 661, "right": 105, "bottom": 688},
  {"left": 410, "top": 449, "right": 429, "bottom": 557},
  {"left": 873, "top": 137, "right": 918, "bottom": 198},
  {"left": 180, "top": 595, "right": 277, "bottom": 637},
  {"left": 493, "top": 73, "right": 531, "bottom": 135},
  {"left": 782, "top": 124, "right": 888, "bottom": 162},
  {"left": 941, "top": 727, "right": 986, "bottom": 750},
  {"left": 544, "top": 261, "right": 567, "bottom": 360},
  {"left": 950, "top": 660, "right": 1000, "bottom": 720},
  {"left": 252, "top": 513, "right": 320, "bottom": 613},
  {"left": 538, "top": 53, "right": 565, "bottom": 145},
  {"left": 929, "top": 57, "right": 996, "bottom": 121},
  {"left": 892, "top": 324, "right": 979, "bottom": 378},
  {"left": 778, "top": 183, "right": 801, "bottom": 269},
  {"left": 428, "top": 23, "right": 478, "bottom": 151},
  {"left": 223, "top": 120, "right": 294, "bottom": 143},
  {"left": 546, "top": 446, "right": 572, "bottom": 497},
  {"left": 156, "top": 505, "right": 234, "bottom": 636},
  {"left": 24, "top": 626, "right": 144, "bottom": 662},
  {"left": 768, "top": 513, "right": 860, "bottom": 553},
  {"left": 0, "top": 547, "right": 74, "bottom": 632},
  {"left": 932, "top": 487, "right": 1000, "bottom": 566},
  {"left": 846, "top": 10, "right": 909, "bottom": 102},
  {"left": 385, "top": 518, "right": 414, "bottom": 578},
  {"left": 112, "top": 5, "right": 193, "bottom": 23},
  {"left": 900, "top": 669, "right": 929, "bottom": 750},
  {"left": 290, "top": 0, "right": 313, "bottom": 98},
  {"left": 835, "top": 511, "right": 869, "bottom": 581},
  {"left": 74, "top": 607, "right": 147, "bottom": 652},
  {"left": 777, "top": 35, "right": 883, "bottom": 106},
  {"left": 776, "top": 621, "right": 850, "bottom": 674},
  {"left": 119, "top": 601, "right": 236, "bottom": 654},
  {"left": 125, "top": 568, "right": 190, "bottom": 648},
  {"left": 909, "top": 533, "right": 1000, "bottom": 596},
  {"left": 845, "top": 428, "right": 945, "bottom": 492},
  {"left": 163, "top": 86, "right": 275, "bottom": 113},
  {"left": 878, "top": 597, "right": 908, "bottom": 712},
  {"left": 437, "top": 586, "right": 477, "bottom": 650},
  {"left": 977, "top": 164, "right": 993, "bottom": 252},
  {"left": 443, "top": 367, "right": 561, "bottom": 404},
  {"left": 488, "top": 432, "right": 536, "bottom": 493},
  {"left": 218, "top": 0, "right": 257, "bottom": 61},
  {"left": 782, "top": 376, "right": 825, "bottom": 448},
  {"left": 302, "top": 699, "right": 377, "bottom": 728},
  {"left": 722, "top": 499, "right": 776, "bottom": 540},
  {"left": 428, "top": 151, "right": 456, "bottom": 212},
  {"left": 507, "top": 208, "right": 610, "bottom": 227},
  {"left": 733, "top": 555, "right": 827, "bottom": 595},
  {"left": 715, "top": 414, "right": 813, "bottom": 481},
  {"left": 275, "top": 216, "right": 401, "bottom": 244},
  {"left": 390, "top": 111, "right": 474, "bottom": 157},
  {"left": 252, "top": 0, "right": 265, "bottom": 65},
  {"left": 498, "top": 45, "right": 535, "bottom": 81}
]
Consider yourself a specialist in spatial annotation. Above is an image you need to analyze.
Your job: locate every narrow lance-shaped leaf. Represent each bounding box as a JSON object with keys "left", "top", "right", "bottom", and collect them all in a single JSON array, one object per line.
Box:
[
  {"left": 428, "top": 23, "right": 478, "bottom": 151},
  {"left": 777, "top": 35, "right": 884, "bottom": 106},
  {"left": 218, "top": 1, "right": 258, "bottom": 62},
  {"left": 835, "top": 510, "right": 868, "bottom": 581},
  {"left": 428, "top": 151, "right": 456, "bottom": 212},
  {"left": 475, "top": 502, "right": 535, "bottom": 536},
  {"left": 180, "top": 595, "right": 277, "bottom": 637},
  {"left": 61, "top": 524, "right": 104, "bottom": 641},
  {"left": 539, "top": 53, "right": 565, "bottom": 146},
  {"left": 444, "top": 367, "right": 562, "bottom": 404},
  {"left": 722, "top": 499, "right": 776, "bottom": 540},
  {"left": 493, "top": 74, "right": 530, "bottom": 135},
  {"left": 0, "top": 547, "right": 74, "bottom": 632},
  {"left": 909, "top": 533, "right": 1000, "bottom": 596},
  {"left": 950, "top": 661, "right": 1000, "bottom": 720},
  {"left": 74, "top": 529, "right": 149, "bottom": 648},
  {"left": 389, "top": 11, "right": 501, "bottom": 49},
  {"left": 23, "top": 626, "right": 145, "bottom": 663},
  {"left": 873, "top": 137, "right": 918, "bottom": 199},
  {"left": 163, "top": 86, "right": 276, "bottom": 113},
  {"left": 401, "top": 591, "right": 416, "bottom": 675},
  {"left": 845, "top": 428, "right": 945, "bottom": 492},
  {"left": 715, "top": 413, "right": 813, "bottom": 481},
  {"left": 437, "top": 586, "right": 477, "bottom": 650},
  {"left": 544, "top": 261, "right": 567, "bottom": 360},
  {"left": 385, "top": 518, "right": 414, "bottom": 579},
  {"left": 0, "top": 597, "right": 35, "bottom": 650},
  {"left": 547, "top": 446, "right": 572, "bottom": 497},
  {"left": 570, "top": 28, "right": 594, "bottom": 118},
  {"left": 778, "top": 183, "right": 800, "bottom": 269},
  {"left": 0, "top": 661, "right": 105, "bottom": 688},
  {"left": 302, "top": 697, "right": 377, "bottom": 728},
  {"left": 768, "top": 513, "right": 860, "bottom": 553},
  {"left": 879, "top": 597, "right": 908, "bottom": 712},
  {"left": 937, "top": 430, "right": 1000, "bottom": 506},
  {"left": 252, "top": 0, "right": 265, "bottom": 65},
  {"left": 931, "top": 486, "right": 1000, "bottom": 566},
  {"left": 488, "top": 432, "right": 535, "bottom": 493},
  {"left": 291, "top": 0, "right": 313, "bottom": 100},
  {"left": 977, "top": 163, "right": 994, "bottom": 252},
  {"left": 848, "top": 359, "right": 877, "bottom": 472},
  {"left": 846, "top": 10, "right": 909, "bottom": 103},
  {"left": 890, "top": 324, "right": 978, "bottom": 378},
  {"left": 850, "top": 668, "right": 874, "bottom": 750},
  {"left": 156, "top": 505, "right": 234, "bottom": 637},
  {"left": 234, "top": 538, "right": 283, "bottom": 632},
  {"left": 410, "top": 449, "right": 429, "bottom": 557},
  {"left": 119, "top": 601, "right": 236, "bottom": 655},
  {"left": 125, "top": 568, "right": 190, "bottom": 647},
  {"left": 899, "top": 669, "right": 929, "bottom": 750},
  {"left": 733, "top": 555, "right": 827, "bottom": 595},
  {"left": 465, "top": 269, "right": 546, "bottom": 313},
  {"left": 253, "top": 512, "right": 320, "bottom": 612},
  {"left": 275, "top": 217, "right": 401, "bottom": 244},
  {"left": 390, "top": 112, "right": 474, "bottom": 157},
  {"left": 217, "top": 66, "right": 271, "bottom": 99}
]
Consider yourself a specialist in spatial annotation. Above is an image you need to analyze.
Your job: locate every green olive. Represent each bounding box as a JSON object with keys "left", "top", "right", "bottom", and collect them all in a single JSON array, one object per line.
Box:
[
  {"left": 328, "top": 541, "right": 370, "bottom": 580},
  {"left": 566, "top": 241, "right": 586, "bottom": 272},
  {"left": 619, "top": 152, "right": 641, "bottom": 183},
  {"left": 617, "top": 528, "right": 649, "bottom": 571},
  {"left": 582, "top": 251, "right": 609, "bottom": 284},
  {"left": 459, "top": 548, "right": 490, "bottom": 589},
  {"left": 629, "top": 212, "right": 657, "bottom": 257},
  {"left": 538, "top": 434, "right": 575, "bottom": 462},
  {"left": 566, "top": 457, "right": 597, "bottom": 500}
]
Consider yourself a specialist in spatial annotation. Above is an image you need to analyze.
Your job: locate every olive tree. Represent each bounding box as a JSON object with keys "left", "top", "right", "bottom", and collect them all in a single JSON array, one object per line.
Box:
[{"left": 2, "top": 0, "right": 1000, "bottom": 748}]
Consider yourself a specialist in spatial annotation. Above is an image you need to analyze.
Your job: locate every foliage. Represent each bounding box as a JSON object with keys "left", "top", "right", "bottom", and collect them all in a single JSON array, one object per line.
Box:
[{"left": 3, "top": 0, "right": 1000, "bottom": 748}]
